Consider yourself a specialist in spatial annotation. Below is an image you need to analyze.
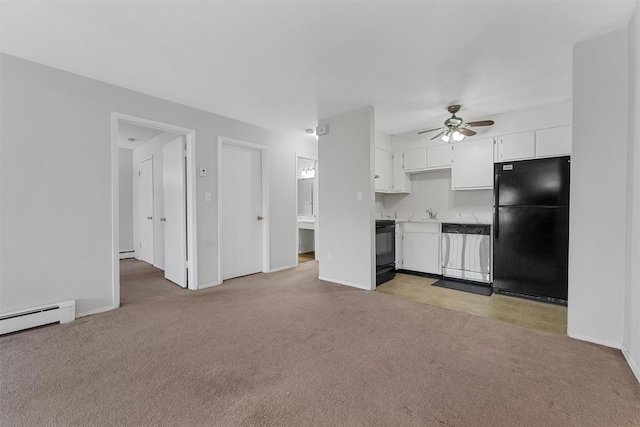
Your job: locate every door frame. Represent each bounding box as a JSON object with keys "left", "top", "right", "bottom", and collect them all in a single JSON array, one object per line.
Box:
[
  {"left": 111, "top": 113, "right": 198, "bottom": 309},
  {"left": 217, "top": 136, "right": 269, "bottom": 284},
  {"left": 295, "top": 153, "right": 318, "bottom": 266}
]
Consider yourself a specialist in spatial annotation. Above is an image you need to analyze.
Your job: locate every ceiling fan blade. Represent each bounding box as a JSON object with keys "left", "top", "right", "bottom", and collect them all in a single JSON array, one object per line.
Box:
[
  {"left": 430, "top": 131, "right": 445, "bottom": 140},
  {"left": 460, "top": 128, "right": 476, "bottom": 136},
  {"left": 466, "top": 120, "right": 495, "bottom": 127},
  {"left": 418, "top": 127, "right": 443, "bottom": 135}
]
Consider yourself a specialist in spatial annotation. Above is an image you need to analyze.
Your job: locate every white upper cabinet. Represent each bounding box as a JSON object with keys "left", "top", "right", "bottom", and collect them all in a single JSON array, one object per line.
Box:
[
  {"left": 536, "top": 126, "right": 572, "bottom": 158},
  {"left": 426, "top": 144, "right": 453, "bottom": 169},
  {"left": 402, "top": 147, "right": 428, "bottom": 172},
  {"left": 496, "top": 131, "right": 535, "bottom": 162},
  {"left": 392, "top": 152, "right": 411, "bottom": 193},
  {"left": 495, "top": 126, "right": 572, "bottom": 163},
  {"left": 374, "top": 148, "right": 392, "bottom": 193},
  {"left": 452, "top": 137, "right": 494, "bottom": 190}
]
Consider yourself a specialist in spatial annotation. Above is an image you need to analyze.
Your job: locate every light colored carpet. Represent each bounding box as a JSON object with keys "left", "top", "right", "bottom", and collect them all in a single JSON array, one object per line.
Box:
[{"left": 1, "top": 259, "right": 638, "bottom": 426}]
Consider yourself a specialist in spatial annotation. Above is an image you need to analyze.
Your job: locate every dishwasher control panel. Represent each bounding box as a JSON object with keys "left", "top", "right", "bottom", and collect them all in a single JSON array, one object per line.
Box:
[{"left": 441, "top": 223, "right": 490, "bottom": 235}]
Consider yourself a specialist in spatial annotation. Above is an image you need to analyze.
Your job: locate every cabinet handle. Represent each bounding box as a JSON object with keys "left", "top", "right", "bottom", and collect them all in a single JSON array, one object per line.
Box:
[
  {"left": 257, "top": 216, "right": 263, "bottom": 220},
  {"left": 160, "top": 217, "right": 166, "bottom": 222}
]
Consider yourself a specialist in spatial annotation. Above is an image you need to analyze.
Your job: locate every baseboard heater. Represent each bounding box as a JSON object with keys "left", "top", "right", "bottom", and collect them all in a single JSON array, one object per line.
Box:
[{"left": 0, "top": 300, "right": 75, "bottom": 335}]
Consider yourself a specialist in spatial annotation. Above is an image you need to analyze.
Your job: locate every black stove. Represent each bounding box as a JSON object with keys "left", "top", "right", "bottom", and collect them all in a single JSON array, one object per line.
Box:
[{"left": 375, "top": 220, "right": 396, "bottom": 286}]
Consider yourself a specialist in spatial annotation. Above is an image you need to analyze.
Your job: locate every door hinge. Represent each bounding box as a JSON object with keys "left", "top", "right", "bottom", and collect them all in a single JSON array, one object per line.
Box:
[
  {"left": 138, "top": 171, "right": 141, "bottom": 177},
  {"left": 139, "top": 242, "right": 142, "bottom": 248}
]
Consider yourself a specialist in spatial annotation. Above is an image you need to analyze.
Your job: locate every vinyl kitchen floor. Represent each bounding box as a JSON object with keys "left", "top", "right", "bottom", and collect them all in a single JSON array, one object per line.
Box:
[{"left": 377, "top": 273, "right": 567, "bottom": 335}]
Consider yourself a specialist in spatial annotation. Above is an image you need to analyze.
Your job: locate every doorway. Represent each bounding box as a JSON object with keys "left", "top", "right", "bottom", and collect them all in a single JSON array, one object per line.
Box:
[
  {"left": 218, "top": 137, "right": 268, "bottom": 282},
  {"left": 111, "top": 113, "right": 198, "bottom": 309},
  {"left": 296, "top": 155, "right": 318, "bottom": 265}
]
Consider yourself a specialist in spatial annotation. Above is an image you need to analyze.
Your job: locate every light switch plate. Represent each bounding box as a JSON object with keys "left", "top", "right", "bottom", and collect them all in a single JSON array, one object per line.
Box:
[
  {"left": 357, "top": 191, "right": 363, "bottom": 201},
  {"left": 205, "top": 192, "right": 211, "bottom": 202}
]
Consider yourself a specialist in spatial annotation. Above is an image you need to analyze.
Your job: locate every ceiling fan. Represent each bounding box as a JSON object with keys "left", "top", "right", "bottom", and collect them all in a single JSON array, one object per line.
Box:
[{"left": 418, "top": 105, "right": 494, "bottom": 143}]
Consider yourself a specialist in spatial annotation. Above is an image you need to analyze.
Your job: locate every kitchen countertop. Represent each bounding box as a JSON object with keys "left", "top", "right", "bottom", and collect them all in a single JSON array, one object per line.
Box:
[{"left": 394, "top": 218, "right": 492, "bottom": 225}]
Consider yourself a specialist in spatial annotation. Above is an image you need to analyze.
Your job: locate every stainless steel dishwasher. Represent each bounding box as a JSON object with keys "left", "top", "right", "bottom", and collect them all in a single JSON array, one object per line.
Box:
[{"left": 441, "top": 223, "right": 491, "bottom": 284}]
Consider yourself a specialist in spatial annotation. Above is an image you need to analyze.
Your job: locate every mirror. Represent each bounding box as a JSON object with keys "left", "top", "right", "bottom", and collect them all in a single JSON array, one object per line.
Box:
[{"left": 298, "top": 178, "right": 314, "bottom": 216}]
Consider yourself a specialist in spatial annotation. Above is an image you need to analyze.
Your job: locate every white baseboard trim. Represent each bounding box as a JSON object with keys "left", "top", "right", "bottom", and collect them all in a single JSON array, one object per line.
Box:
[
  {"left": 567, "top": 331, "right": 622, "bottom": 349},
  {"left": 268, "top": 264, "right": 297, "bottom": 273},
  {"left": 119, "top": 251, "right": 135, "bottom": 259},
  {"left": 152, "top": 264, "right": 165, "bottom": 271},
  {"left": 76, "top": 305, "right": 115, "bottom": 318},
  {"left": 622, "top": 346, "right": 640, "bottom": 383},
  {"left": 318, "top": 276, "right": 372, "bottom": 291},
  {"left": 198, "top": 281, "right": 222, "bottom": 290}
]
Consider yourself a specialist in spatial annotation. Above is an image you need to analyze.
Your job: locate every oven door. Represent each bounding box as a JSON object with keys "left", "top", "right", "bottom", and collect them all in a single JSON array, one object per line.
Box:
[{"left": 376, "top": 224, "right": 395, "bottom": 267}]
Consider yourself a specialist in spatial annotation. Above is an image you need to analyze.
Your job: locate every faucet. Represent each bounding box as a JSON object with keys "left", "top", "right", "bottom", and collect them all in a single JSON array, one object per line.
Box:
[{"left": 426, "top": 208, "right": 436, "bottom": 220}]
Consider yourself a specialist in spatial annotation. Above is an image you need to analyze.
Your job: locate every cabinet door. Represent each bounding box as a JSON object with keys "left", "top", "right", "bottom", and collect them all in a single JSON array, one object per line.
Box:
[
  {"left": 426, "top": 144, "right": 452, "bottom": 169},
  {"left": 402, "top": 147, "right": 428, "bottom": 172},
  {"left": 392, "top": 153, "right": 411, "bottom": 193},
  {"left": 536, "top": 126, "right": 572, "bottom": 158},
  {"left": 402, "top": 223, "right": 440, "bottom": 274},
  {"left": 452, "top": 138, "right": 494, "bottom": 190},
  {"left": 497, "top": 131, "right": 535, "bottom": 162},
  {"left": 374, "top": 148, "right": 391, "bottom": 192}
]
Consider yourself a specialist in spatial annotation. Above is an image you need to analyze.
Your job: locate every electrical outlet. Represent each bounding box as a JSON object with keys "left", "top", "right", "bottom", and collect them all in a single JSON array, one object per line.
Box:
[{"left": 327, "top": 252, "right": 332, "bottom": 261}]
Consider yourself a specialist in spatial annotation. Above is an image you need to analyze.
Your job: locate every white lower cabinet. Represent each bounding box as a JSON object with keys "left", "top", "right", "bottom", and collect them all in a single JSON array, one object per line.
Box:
[
  {"left": 452, "top": 138, "right": 494, "bottom": 190},
  {"left": 401, "top": 222, "right": 440, "bottom": 274}
]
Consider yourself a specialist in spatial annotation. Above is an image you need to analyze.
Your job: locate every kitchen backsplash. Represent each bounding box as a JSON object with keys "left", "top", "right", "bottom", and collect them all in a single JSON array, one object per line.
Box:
[{"left": 376, "top": 169, "right": 493, "bottom": 222}]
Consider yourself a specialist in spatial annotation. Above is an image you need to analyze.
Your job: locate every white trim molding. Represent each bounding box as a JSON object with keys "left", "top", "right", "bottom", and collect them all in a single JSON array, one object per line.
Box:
[
  {"left": 622, "top": 347, "right": 640, "bottom": 383},
  {"left": 318, "top": 276, "right": 372, "bottom": 291}
]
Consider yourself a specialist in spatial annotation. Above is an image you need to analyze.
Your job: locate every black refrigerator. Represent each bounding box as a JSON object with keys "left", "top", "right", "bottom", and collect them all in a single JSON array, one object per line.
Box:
[{"left": 493, "top": 156, "right": 570, "bottom": 305}]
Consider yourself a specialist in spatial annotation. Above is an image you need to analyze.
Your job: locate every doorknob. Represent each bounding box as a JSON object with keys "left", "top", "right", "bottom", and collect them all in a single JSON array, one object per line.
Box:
[
  {"left": 160, "top": 217, "right": 166, "bottom": 222},
  {"left": 147, "top": 216, "right": 153, "bottom": 220},
  {"left": 257, "top": 216, "right": 263, "bottom": 220}
]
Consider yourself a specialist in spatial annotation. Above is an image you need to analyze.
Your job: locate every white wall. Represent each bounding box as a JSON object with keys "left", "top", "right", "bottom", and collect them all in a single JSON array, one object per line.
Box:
[
  {"left": 624, "top": 1, "right": 640, "bottom": 381},
  {"left": 569, "top": 29, "right": 628, "bottom": 348},
  {"left": 118, "top": 148, "right": 134, "bottom": 255},
  {"left": 318, "top": 106, "right": 376, "bottom": 290},
  {"left": 374, "top": 129, "right": 392, "bottom": 151},
  {"left": 132, "top": 132, "right": 181, "bottom": 270},
  {"left": 0, "top": 54, "right": 317, "bottom": 316}
]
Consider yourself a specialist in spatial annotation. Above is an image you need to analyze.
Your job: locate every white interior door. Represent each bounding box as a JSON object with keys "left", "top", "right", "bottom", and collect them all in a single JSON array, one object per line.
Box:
[
  {"left": 163, "top": 138, "right": 187, "bottom": 287},
  {"left": 221, "top": 143, "right": 262, "bottom": 280},
  {"left": 138, "top": 158, "right": 154, "bottom": 264}
]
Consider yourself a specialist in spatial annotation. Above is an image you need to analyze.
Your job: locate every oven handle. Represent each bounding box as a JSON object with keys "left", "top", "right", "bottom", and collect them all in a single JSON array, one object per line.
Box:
[{"left": 376, "top": 225, "right": 396, "bottom": 234}]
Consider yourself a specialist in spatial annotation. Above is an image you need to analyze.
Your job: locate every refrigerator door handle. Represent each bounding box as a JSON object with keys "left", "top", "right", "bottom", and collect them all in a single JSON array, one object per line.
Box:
[{"left": 494, "top": 172, "right": 499, "bottom": 239}]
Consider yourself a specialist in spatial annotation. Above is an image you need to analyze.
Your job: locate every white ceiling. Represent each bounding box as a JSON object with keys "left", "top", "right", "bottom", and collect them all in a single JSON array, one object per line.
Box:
[
  {"left": 1, "top": 1, "right": 636, "bottom": 135},
  {"left": 118, "top": 122, "right": 164, "bottom": 150}
]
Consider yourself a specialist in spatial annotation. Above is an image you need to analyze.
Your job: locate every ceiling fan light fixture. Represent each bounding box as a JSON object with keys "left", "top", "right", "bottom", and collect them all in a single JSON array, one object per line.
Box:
[
  {"left": 451, "top": 129, "right": 465, "bottom": 142},
  {"left": 441, "top": 131, "right": 451, "bottom": 143}
]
